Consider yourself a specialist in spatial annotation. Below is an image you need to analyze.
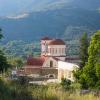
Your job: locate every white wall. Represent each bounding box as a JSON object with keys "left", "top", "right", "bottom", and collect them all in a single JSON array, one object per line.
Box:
[
  {"left": 48, "top": 45, "right": 66, "bottom": 56},
  {"left": 58, "top": 61, "right": 78, "bottom": 71},
  {"left": 58, "top": 61, "right": 79, "bottom": 81},
  {"left": 42, "top": 57, "right": 58, "bottom": 68}
]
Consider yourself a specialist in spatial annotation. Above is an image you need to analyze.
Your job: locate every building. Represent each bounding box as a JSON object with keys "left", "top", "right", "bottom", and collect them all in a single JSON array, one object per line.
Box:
[{"left": 18, "top": 37, "right": 79, "bottom": 82}]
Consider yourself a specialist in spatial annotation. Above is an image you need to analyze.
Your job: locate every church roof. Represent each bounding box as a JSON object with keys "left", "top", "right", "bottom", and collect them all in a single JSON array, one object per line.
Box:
[
  {"left": 48, "top": 39, "right": 65, "bottom": 45},
  {"left": 41, "top": 37, "right": 51, "bottom": 40},
  {"left": 27, "top": 57, "right": 45, "bottom": 66},
  {"left": 27, "top": 56, "right": 59, "bottom": 67}
]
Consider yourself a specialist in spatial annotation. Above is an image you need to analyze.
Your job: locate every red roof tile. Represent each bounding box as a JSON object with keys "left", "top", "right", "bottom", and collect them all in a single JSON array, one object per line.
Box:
[
  {"left": 48, "top": 39, "right": 65, "bottom": 45},
  {"left": 41, "top": 37, "right": 51, "bottom": 40},
  {"left": 27, "top": 57, "right": 45, "bottom": 66}
]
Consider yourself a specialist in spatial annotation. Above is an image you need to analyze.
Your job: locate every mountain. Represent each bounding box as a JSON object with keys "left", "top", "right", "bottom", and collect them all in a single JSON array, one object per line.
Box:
[
  {"left": 0, "top": 0, "right": 73, "bottom": 16},
  {"left": 0, "top": 0, "right": 100, "bottom": 42},
  {"left": 1, "top": 0, "right": 100, "bottom": 17}
]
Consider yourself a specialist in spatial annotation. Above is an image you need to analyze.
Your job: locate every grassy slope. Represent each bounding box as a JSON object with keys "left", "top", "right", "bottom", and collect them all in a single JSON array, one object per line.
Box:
[{"left": 0, "top": 78, "right": 99, "bottom": 100}]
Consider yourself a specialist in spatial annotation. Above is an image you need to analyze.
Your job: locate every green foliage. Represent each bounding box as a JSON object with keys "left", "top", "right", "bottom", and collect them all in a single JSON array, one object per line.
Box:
[
  {"left": 73, "top": 69, "right": 82, "bottom": 82},
  {"left": 0, "top": 78, "right": 99, "bottom": 100},
  {"left": 83, "top": 30, "right": 100, "bottom": 88},
  {"left": 7, "top": 57, "right": 24, "bottom": 68},
  {"left": 0, "top": 51, "right": 10, "bottom": 73},
  {"left": 0, "top": 40, "right": 41, "bottom": 68},
  {"left": 0, "top": 79, "right": 33, "bottom": 100},
  {"left": 0, "top": 39, "right": 80, "bottom": 60},
  {"left": 0, "top": 29, "right": 10, "bottom": 73},
  {"left": 74, "top": 30, "right": 100, "bottom": 89},
  {"left": 96, "top": 63, "right": 100, "bottom": 79},
  {"left": 18, "top": 76, "right": 29, "bottom": 85},
  {"left": 70, "top": 83, "right": 81, "bottom": 90},
  {"left": 61, "top": 78, "right": 71, "bottom": 90},
  {"left": 79, "top": 32, "right": 89, "bottom": 68},
  {"left": 1, "top": 40, "right": 40, "bottom": 58}
]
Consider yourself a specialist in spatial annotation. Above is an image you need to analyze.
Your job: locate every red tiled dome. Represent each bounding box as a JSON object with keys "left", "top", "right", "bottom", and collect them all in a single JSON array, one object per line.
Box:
[
  {"left": 48, "top": 39, "right": 65, "bottom": 45},
  {"left": 41, "top": 37, "right": 51, "bottom": 40}
]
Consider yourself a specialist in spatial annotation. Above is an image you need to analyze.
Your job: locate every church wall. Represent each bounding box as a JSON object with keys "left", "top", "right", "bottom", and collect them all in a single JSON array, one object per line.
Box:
[
  {"left": 41, "top": 68, "right": 58, "bottom": 78},
  {"left": 23, "top": 66, "right": 42, "bottom": 75},
  {"left": 58, "top": 68, "right": 74, "bottom": 82},
  {"left": 42, "top": 57, "right": 58, "bottom": 68},
  {"left": 58, "top": 61, "right": 79, "bottom": 81}
]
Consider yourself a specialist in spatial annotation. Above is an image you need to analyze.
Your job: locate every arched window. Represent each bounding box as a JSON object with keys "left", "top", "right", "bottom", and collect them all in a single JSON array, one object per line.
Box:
[
  {"left": 50, "top": 61, "right": 53, "bottom": 67},
  {"left": 49, "top": 74, "right": 55, "bottom": 78}
]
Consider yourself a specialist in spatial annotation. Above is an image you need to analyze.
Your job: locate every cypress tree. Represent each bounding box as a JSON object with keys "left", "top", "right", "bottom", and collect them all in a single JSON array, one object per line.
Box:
[
  {"left": 0, "top": 28, "right": 9, "bottom": 73},
  {"left": 79, "top": 32, "right": 89, "bottom": 68},
  {"left": 80, "top": 30, "right": 100, "bottom": 89}
]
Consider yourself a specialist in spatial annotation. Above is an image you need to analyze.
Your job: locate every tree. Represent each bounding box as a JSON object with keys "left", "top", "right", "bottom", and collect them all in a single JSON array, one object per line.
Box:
[
  {"left": 80, "top": 30, "right": 100, "bottom": 89},
  {"left": 0, "top": 28, "right": 9, "bottom": 73},
  {"left": 79, "top": 32, "right": 89, "bottom": 68},
  {"left": 61, "top": 78, "right": 71, "bottom": 90},
  {"left": 7, "top": 57, "right": 24, "bottom": 68}
]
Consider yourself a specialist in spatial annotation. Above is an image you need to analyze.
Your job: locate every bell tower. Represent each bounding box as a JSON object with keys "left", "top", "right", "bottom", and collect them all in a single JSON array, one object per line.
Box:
[{"left": 41, "top": 37, "right": 52, "bottom": 56}]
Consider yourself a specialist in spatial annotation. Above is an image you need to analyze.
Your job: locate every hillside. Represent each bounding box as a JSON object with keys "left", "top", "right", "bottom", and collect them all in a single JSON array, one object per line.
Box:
[
  {"left": 0, "top": 0, "right": 100, "bottom": 42},
  {"left": 0, "top": 0, "right": 100, "bottom": 16},
  {"left": 0, "top": 9, "right": 100, "bottom": 42},
  {"left": 0, "top": 0, "right": 100, "bottom": 55}
]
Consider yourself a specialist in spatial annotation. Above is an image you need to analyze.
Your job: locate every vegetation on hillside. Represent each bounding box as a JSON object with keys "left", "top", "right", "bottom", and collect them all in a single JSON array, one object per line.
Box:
[{"left": 0, "top": 39, "right": 80, "bottom": 61}]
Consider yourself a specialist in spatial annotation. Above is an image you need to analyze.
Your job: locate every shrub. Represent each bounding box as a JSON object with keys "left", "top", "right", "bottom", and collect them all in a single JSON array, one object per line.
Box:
[{"left": 61, "top": 78, "right": 71, "bottom": 90}]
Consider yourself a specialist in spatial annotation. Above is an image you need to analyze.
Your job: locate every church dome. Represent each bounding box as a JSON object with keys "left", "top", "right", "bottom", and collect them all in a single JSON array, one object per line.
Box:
[
  {"left": 41, "top": 37, "right": 51, "bottom": 40},
  {"left": 48, "top": 39, "right": 65, "bottom": 45}
]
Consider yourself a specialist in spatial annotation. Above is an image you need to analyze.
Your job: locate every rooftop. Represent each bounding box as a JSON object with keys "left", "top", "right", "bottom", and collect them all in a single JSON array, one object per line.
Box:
[
  {"left": 48, "top": 39, "right": 65, "bottom": 45},
  {"left": 41, "top": 36, "right": 52, "bottom": 40},
  {"left": 27, "top": 57, "right": 45, "bottom": 66}
]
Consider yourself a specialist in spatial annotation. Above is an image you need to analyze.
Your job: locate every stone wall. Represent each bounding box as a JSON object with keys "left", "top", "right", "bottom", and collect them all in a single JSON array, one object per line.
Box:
[
  {"left": 24, "top": 68, "right": 42, "bottom": 75},
  {"left": 41, "top": 68, "right": 58, "bottom": 78}
]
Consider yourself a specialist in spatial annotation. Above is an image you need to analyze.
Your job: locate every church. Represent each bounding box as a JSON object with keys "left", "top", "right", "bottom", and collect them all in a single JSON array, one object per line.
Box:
[{"left": 18, "top": 37, "right": 79, "bottom": 82}]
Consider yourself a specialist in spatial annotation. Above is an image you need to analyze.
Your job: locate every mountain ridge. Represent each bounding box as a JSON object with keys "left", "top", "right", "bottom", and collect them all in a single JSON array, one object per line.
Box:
[{"left": 0, "top": 0, "right": 100, "bottom": 42}]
